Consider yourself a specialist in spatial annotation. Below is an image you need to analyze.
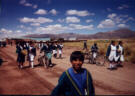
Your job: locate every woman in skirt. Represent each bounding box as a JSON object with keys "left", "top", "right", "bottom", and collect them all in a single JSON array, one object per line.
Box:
[
  {"left": 16, "top": 42, "right": 26, "bottom": 69},
  {"left": 116, "top": 41, "right": 124, "bottom": 67},
  {"left": 106, "top": 41, "right": 118, "bottom": 70}
]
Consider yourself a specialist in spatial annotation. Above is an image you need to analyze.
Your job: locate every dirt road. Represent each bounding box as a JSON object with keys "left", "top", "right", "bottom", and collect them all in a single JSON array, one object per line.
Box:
[{"left": 0, "top": 45, "right": 135, "bottom": 95}]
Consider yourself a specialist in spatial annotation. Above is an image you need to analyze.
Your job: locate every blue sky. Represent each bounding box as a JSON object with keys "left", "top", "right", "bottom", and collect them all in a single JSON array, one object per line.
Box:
[{"left": 0, "top": 0, "right": 135, "bottom": 38}]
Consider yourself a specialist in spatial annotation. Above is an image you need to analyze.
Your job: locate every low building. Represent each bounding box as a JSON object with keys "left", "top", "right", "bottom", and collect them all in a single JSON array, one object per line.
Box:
[
  {"left": 68, "top": 37, "right": 77, "bottom": 41},
  {"left": 30, "top": 37, "right": 51, "bottom": 42}
]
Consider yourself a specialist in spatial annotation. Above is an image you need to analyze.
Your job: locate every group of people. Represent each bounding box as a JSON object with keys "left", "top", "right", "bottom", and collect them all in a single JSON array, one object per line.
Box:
[
  {"left": 2, "top": 40, "right": 126, "bottom": 95},
  {"left": 16, "top": 41, "right": 63, "bottom": 69},
  {"left": 39, "top": 42, "right": 63, "bottom": 59},
  {"left": 83, "top": 40, "right": 124, "bottom": 70},
  {"left": 16, "top": 41, "right": 36, "bottom": 69},
  {"left": 106, "top": 41, "right": 124, "bottom": 70},
  {"left": 52, "top": 40, "right": 125, "bottom": 95}
]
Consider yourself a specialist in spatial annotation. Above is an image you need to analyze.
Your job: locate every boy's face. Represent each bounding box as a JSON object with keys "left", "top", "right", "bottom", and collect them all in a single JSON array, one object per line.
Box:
[{"left": 71, "top": 59, "right": 83, "bottom": 71}]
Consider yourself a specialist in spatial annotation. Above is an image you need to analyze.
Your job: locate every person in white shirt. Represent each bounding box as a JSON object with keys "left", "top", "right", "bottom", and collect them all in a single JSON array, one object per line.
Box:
[
  {"left": 28, "top": 42, "right": 36, "bottom": 68},
  {"left": 116, "top": 41, "right": 124, "bottom": 67},
  {"left": 52, "top": 42, "right": 58, "bottom": 58},
  {"left": 106, "top": 41, "right": 118, "bottom": 70},
  {"left": 57, "top": 42, "right": 63, "bottom": 58}
]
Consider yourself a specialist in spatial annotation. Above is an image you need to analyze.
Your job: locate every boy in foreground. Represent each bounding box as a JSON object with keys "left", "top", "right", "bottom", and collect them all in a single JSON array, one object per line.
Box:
[{"left": 51, "top": 51, "right": 95, "bottom": 96}]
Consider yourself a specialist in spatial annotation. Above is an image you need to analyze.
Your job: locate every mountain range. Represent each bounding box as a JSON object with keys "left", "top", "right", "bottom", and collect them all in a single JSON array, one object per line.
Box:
[{"left": 24, "top": 28, "right": 135, "bottom": 39}]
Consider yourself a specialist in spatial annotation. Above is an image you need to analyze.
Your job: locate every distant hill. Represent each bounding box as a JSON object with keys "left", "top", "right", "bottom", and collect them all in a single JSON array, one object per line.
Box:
[
  {"left": 24, "top": 28, "right": 135, "bottom": 39},
  {"left": 90, "top": 28, "right": 135, "bottom": 39}
]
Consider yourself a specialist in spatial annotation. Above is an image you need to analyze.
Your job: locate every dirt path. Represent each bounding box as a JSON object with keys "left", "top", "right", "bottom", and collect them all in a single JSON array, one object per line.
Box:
[
  {"left": 0, "top": 45, "right": 135, "bottom": 95},
  {"left": 0, "top": 46, "right": 54, "bottom": 95}
]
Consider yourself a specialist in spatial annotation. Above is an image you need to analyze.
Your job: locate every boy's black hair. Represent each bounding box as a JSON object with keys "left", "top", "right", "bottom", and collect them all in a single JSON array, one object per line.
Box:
[{"left": 70, "top": 51, "right": 84, "bottom": 62}]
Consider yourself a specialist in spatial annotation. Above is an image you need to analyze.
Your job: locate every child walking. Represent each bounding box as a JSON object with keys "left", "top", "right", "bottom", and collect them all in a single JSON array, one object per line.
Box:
[
  {"left": 106, "top": 41, "right": 118, "bottom": 70},
  {"left": 28, "top": 43, "right": 36, "bottom": 68},
  {"left": 116, "top": 41, "right": 124, "bottom": 67},
  {"left": 57, "top": 42, "right": 63, "bottom": 58},
  {"left": 51, "top": 51, "right": 95, "bottom": 96}
]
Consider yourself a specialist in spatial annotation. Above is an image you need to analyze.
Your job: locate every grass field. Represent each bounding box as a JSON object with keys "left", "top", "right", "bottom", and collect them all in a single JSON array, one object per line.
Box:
[{"left": 63, "top": 39, "right": 135, "bottom": 63}]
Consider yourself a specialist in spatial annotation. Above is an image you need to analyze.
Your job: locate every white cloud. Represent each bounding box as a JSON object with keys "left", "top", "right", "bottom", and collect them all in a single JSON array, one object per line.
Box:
[
  {"left": 36, "top": 24, "right": 68, "bottom": 34},
  {"left": 19, "top": 0, "right": 26, "bottom": 4},
  {"left": 115, "top": 17, "right": 123, "bottom": 24},
  {"left": 24, "top": 3, "right": 32, "bottom": 7},
  {"left": 20, "top": 17, "right": 34, "bottom": 23},
  {"left": 69, "top": 24, "right": 94, "bottom": 30},
  {"left": 16, "top": 30, "right": 22, "bottom": 33},
  {"left": 20, "top": 17, "right": 53, "bottom": 24},
  {"left": 66, "top": 10, "right": 94, "bottom": 17},
  {"left": 66, "top": 16, "right": 80, "bottom": 23},
  {"left": 122, "top": 17, "right": 135, "bottom": 23},
  {"left": 97, "top": 19, "right": 115, "bottom": 28},
  {"left": 117, "top": 24, "right": 127, "bottom": 28},
  {"left": 27, "top": 27, "right": 32, "bottom": 31},
  {"left": 50, "top": 9, "right": 57, "bottom": 15},
  {"left": 0, "top": 28, "right": 13, "bottom": 34},
  {"left": 98, "top": 13, "right": 133, "bottom": 29},
  {"left": 107, "top": 8, "right": 112, "bottom": 12},
  {"left": 86, "top": 19, "right": 93, "bottom": 23},
  {"left": 35, "top": 23, "right": 94, "bottom": 34},
  {"left": 108, "top": 13, "right": 135, "bottom": 24},
  {"left": 19, "top": 0, "right": 37, "bottom": 9},
  {"left": 0, "top": 28, "right": 13, "bottom": 38},
  {"left": 19, "top": 25, "right": 25, "bottom": 28},
  {"left": 30, "top": 23, "right": 40, "bottom": 26},
  {"left": 57, "top": 19, "right": 65, "bottom": 23},
  {"left": 0, "top": 28, "right": 7, "bottom": 33},
  {"left": 118, "top": 4, "right": 129, "bottom": 10},
  {"left": 33, "top": 5, "right": 38, "bottom": 9},
  {"left": 108, "top": 13, "right": 117, "bottom": 19},
  {"left": 34, "top": 9, "right": 47, "bottom": 15},
  {"left": 108, "top": 13, "right": 123, "bottom": 24}
]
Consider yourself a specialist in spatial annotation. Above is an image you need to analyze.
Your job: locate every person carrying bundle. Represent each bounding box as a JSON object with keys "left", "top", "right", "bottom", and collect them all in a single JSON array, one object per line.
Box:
[
  {"left": 16, "top": 42, "right": 27, "bottom": 69},
  {"left": 40, "top": 42, "right": 53, "bottom": 68}
]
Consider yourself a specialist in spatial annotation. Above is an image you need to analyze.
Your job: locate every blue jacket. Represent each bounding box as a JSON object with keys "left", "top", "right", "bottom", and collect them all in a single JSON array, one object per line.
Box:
[{"left": 51, "top": 68, "right": 95, "bottom": 96}]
